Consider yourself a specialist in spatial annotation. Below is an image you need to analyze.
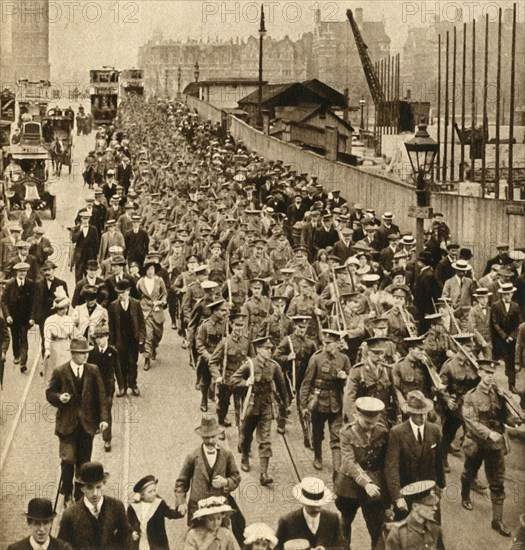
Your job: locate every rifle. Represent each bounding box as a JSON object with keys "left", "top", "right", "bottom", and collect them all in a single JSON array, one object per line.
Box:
[
  {"left": 421, "top": 352, "right": 445, "bottom": 391},
  {"left": 241, "top": 357, "right": 255, "bottom": 421},
  {"left": 331, "top": 268, "right": 347, "bottom": 332},
  {"left": 346, "top": 264, "right": 356, "bottom": 293},
  {"left": 399, "top": 306, "right": 418, "bottom": 338}
]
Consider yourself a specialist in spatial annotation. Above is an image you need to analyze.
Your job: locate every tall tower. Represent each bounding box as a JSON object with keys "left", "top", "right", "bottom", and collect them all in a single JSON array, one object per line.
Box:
[{"left": 10, "top": 0, "right": 50, "bottom": 81}]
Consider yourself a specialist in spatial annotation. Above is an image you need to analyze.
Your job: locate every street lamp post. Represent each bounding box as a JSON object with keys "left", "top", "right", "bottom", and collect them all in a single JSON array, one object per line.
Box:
[
  {"left": 257, "top": 4, "right": 267, "bottom": 129},
  {"left": 194, "top": 61, "right": 200, "bottom": 83},
  {"left": 359, "top": 96, "right": 366, "bottom": 130},
  {"left": 177, "top": 66, "right": 182, "bottom": 98},
  {"left": 404, "top": 124, "right": 439, "bottom": 254}
]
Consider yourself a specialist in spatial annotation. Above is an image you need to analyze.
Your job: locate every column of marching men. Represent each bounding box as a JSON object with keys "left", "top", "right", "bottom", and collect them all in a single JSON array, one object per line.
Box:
[{"left": 1, "top": 95, "right": 524, "bottom": 550}]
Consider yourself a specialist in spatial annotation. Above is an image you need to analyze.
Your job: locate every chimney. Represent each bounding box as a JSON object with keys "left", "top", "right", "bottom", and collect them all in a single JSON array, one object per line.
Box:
[{"left": 355, "top": 8, "right": 364, "bottom": 26}]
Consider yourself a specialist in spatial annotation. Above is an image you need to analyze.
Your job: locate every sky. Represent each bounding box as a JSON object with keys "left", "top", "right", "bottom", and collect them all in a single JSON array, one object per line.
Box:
[{"left": 2, "top": 0, "right": 521, "bottom": 83}]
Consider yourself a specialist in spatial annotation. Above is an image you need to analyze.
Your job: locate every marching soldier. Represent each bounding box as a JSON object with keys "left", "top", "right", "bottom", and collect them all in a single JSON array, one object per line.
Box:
[
  {"left": 230, "top": 336, "right": 288, "bottom": 486},
  {"left": 384, "top": 480, "right": 444, "bottom": 550},
  {"left": 467, "top": 287, "right": 493, "bottom": 359},
  {"left": 334, "top": 397, "right": 389, "bottom": 550},
  {"left": 423, "top": 312, "right": 456, "bottom": 372},
  {"left": 241, "top": 279, "right": 272, "bottom": 341},
  {"left": 260, "top": 295, "right": 293, "bottom": 347},
  {"left": 274, "top": 315, "right": 317, "bottom": 444},
  {"left": 287, "top": 277, "right": 326, "bottom": 343},
  {"left": 195, "top": 299, "right": 229, "bottom": 412},
  {"left": 386, "top": 285, "right": 418, "bottom": 356},
  {"left": 210, "top": 313, "right": 250, "bottom": 433},
  {"left": 460, "top": 360, "right": 521, "bottom": 536},
  {"left": 344, "top": 337, "right": 398, "bottom": 427},
  {"left": 299, "top": 329, "right": 350, "bottom": 472},
  {"left": 439, "top": 333, "right": 479, "bottom": 471},
  {"left": 222, "top": 258, "right": 249, "bottom": 311}
]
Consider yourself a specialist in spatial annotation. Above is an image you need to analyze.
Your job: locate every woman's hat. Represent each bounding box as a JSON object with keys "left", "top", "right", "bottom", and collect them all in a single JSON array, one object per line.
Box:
[
  {"left": 23, "top": 498, "right": 56, "bottom": 521},
  {"left": 143, "top": 255, "right": 161, "bottom": 273},
  {"left": 133, "top": 475, "right": 158, "bottom": 494},
  {"left": 53, "top": 296, "right": 70, "bottom": 310},
  {"left": 69, "top": 337, "right": 93, "bottom": 353},
  {"left": 292, "top": 477, "right": 335, "bottom": 506},
  {"left": 191, "top": 496, "right": 233, "bottom": 521},
  {"left": 195, "top": 414, "right": 224, "bottom": 437},
  {"left": 402, "top": 390, "right": 434, "bottom": 414},
  {"left": 76, "top": 461, "right": 108, "bottom": 485},
  {"left": 243, "top": 523, "right": 278, "bottom": 549},
  {"left": 81, "top": 284, "right": 99, "bottom": 298}
]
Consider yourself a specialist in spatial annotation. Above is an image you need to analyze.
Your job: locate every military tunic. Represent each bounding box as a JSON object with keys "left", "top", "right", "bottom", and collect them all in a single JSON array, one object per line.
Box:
[
  {"left": 209, "top": 332, "right": 250, "bottom": 426},
  {"left": 385, "top": 516, "right": 444, "bottom": 550},
  {"left": 241, "top": 295, "right": 271, "bottom": 341},
  {"left": 230, "top": 355, "right": 288, "bottom": 458},
  {"left": 393, "top": 356, "right": 434, "bottom": 410},
  {"left": 287, "top": 294, "right": 326, "bottom": 342},
  {"left": 334, "top": 420, "right": 389, "bottom": 547}
]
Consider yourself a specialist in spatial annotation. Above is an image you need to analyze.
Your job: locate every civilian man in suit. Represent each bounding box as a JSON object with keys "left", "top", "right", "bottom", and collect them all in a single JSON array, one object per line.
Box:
[
  {"left": 276, "top": 477, "right": 344, "bottom": 550},
  {"left": 58, "top": 461, "right": 133, "bottom": 549},
  {"left": 5, "top": 240, "right": 39, "bottom": 281},
  {"left": 385, "top": 391, "right": 446, "bottom": 522},
  {"left": 45, "top": 337, "right": 109, "bottom": 503},
  {"left": 1, "top": 262, "right": 35, "bottom": 373},
  {"left": 332, "top": 227, "right": 355, "bottom": 263},
  {"left": 378, "top": 233, "right": 400, "bottom": 274},
  {"left": 0, "top": 223, "right": 22, "bottom": 277},
  {"left": 514, "top": 271, "right": 525, "bottom": 321},
  {"left": 7, "top": 498, "right": 72, "bottom": 550},
  {"left": 88, "top": 323, "right": 124, "bottom": 452},
  {"left": 108, "top": 279, "right": 145, "bottom": 396},
  {"left": 483, "top": 243, "right": 513, "bottom": 276},
  {"left": 32, "top": 260, "right": 68, "bottom": 356},
  {"left": 104, "top": 255, "right": 137, "bottom": 303},
  {"left": 175, "top": 415, "right": 243, "bottom": 541},
  {"left": 71, "top": 211, "right": 100, "bottom": 283},
  {"left": 467, "top": 287, "right": 493, "bottom": 358},
  {"left": 376, "top": 212, "right": 401, "bottom": 250},
  {"left": 413, "top": 252, "right": 443, "bottom": 334},
  {"left": 491, "top": 283, "right": 521, "bottom": 393},
  {"left": 435, "top": 242, "right": 460, "bottom": 284},
  {"left": 105, "top": 195, "right": 125, "bottom": 223},
  {"left": 356, "top": 222, "right": 382, "bottom": 252},
  {"left": 124, "top": 214, "right": 149, "bottom": 269},
  {"left": 116, "top": 154, "right": 133, "bottom": 194},
  {"left": 442, "top": 259, "right": 475, "bottom": 319},
  {"left": 117, "top": 203, "right": 135, "bottom": 237},
  {"left": 28, "top": 226, "right": 53, "bottom": 267},
  {"left": 98, "top": 219, "right": 125, "bottom": 263}
]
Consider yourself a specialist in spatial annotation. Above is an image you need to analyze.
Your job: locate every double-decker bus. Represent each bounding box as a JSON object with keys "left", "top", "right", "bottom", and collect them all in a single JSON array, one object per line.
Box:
[
  {"left": 89, "top": 67, "right": 119, "bottom": 124},
  {"left": 120, "top": 68, "right": 145, "bottom": 97}
]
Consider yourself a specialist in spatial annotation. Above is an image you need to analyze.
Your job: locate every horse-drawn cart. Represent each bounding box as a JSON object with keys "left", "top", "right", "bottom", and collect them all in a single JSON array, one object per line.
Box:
[{"left": 42, "top": 108, "right": 74, "bottom": 175}]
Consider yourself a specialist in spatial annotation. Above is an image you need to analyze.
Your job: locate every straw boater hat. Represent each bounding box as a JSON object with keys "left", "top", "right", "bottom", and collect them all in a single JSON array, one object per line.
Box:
[
  {"left": 243, "top": 523, "right": 278, "bottom": 549},
  {"left": 292, "top": 477, "right": 335, "bottom": 506},
  {"left": 191, "top": 496, "right": 233, "bottom": 521},
  {"left": 402, "top": 390, "right": 434, "bottom": 415}
]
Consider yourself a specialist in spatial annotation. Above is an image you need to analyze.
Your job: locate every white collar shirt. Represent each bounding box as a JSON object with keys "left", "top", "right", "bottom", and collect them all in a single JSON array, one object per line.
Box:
[
  {"left": 71, "top": 360, "right": 84, "bottom": 378},
  {"left": 409, "top": 418, "right": 425, "bottom": 442},
  {"left": 29, "top": 536, "right": 50, "bottom": 550},
  {"left": 303, "top": 508, "right": 320, "bottom": 534},
  {"left": 84, "top": 496, "right": 103, "bottom": 518},
  {"left": 203, "top": 444, "right": 217, "bottom": 468}
]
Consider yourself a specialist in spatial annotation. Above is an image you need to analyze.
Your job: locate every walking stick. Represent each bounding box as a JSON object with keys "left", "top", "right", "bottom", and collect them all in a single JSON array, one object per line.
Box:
[
  {"left": 241, "top": 357, "right": 254, "bottom": 421},
  {"left": 53, "top": 469, "right": 64, "bottom": 513},
  {"left": 287, "top": 335, "right": 296, "bottom": 398}
]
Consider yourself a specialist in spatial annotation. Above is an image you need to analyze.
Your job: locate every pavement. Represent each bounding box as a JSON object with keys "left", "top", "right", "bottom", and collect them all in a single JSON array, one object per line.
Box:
[{"left": 0, "top": 105, "right": 524, "bottom": 549}]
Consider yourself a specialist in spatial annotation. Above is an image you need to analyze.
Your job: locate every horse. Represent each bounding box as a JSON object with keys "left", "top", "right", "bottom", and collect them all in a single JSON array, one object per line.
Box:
[{"left": 51, "top": 138, "right": 65, "bottom": 176}]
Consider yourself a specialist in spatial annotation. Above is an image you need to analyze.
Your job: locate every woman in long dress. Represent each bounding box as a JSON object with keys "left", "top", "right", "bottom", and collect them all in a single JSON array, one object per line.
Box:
[
  {"left": 43, "top": 295, "right": 74, "bottom": 379},
  {"left": 136, "top": 255, "right": 167, "bottom": 371},
  {"left": 18, "top": 201, "right": 43, "bottom": 241}
]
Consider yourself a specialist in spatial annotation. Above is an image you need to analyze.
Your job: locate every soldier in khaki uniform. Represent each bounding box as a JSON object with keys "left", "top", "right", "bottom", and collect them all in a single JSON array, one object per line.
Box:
[
  {"left": 195, "top": 299, "right": 228, "bottom": 412},
  {"left": 384, "top": 480, "right": 444, "bottom": 550},
  {"left": 344, "top": 337, "right": 398, "bottom": 427},
  {"left": 386, "top": 285, "right": 417, "bottom": 357},
  {"left": 230, "top": 336, "right": 288, "bottom": 486},
  {"left": 210, "top": 313, "right": 250, "bottom": 432},
  {"left": 274, "top": 316, "right": 317, "bottom": 444},
  {"left": 241, "top": 279, "right": 272, "bottom": 341},
  {"left": 287, "top": 277, "right": 326, "bottom": 343},
  {"left": 222, "top": 259, "right": 248, "bottom": 311},
  {"left": 460, "top": 360, "right": 521, "bottom": 537},
  {"left": 334, "top": 397, "right": 389, "bottom": 550},
  {"left": 392, "top": 336, "right": 439, "bottom": 415},
  {"left": 439, "top": 333, "right": 479, "bottom": 471},
  {"left": 422, "top": 312, "right": 456, "bottom": 371},
  {"left": 299, "top": 330, "right": 350, "bottom": 472}
]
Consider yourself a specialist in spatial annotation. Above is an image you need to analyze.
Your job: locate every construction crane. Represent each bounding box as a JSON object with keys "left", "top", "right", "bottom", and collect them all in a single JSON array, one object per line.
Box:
[{"left": 346, "top": 9, "right": 385, "bottom": 106}]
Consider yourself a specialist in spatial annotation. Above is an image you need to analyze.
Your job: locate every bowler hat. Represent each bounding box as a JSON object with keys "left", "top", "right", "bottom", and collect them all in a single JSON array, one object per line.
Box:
[
  {"left": 69, "top": 337, "right": 93, "bottom": 352},
  {"left": 76, "top": 461, "right": 108, "bottom": 485},
  {"left": 115, "top": 279, "right": 132, "bottom": 292},
  {"left": 41, "top": 260, "right": 58, "bottom": 270},
  {"left": 23, "top": 498, "right": 56, "bottom": 521},
  {"left": 195, "top": 414, "right": 224, "bottom": 437}
]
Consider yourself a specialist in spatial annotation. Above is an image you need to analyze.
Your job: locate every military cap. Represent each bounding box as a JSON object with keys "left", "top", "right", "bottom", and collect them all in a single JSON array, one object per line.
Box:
[
  {"left": 361, "top": 274, "right": 380, "bottom": 285},
  {"left": 293, "top": 245, "right": 308, "bottom": 254},
  {"left": 404, "top": 335, "right": 425, "bottom": 347},
  {"left": 253, "top": 239, "right": 266, "bottom": 248},
  {"left": 355, "top": 396, "right": 385, "bottom": 417},
  {"left": 478, "top": 359, "right": 497, "bottom": 373},
  {"left": 365, "top": 337, "right": 389, "bottom": 350},
  {"left": 454, "top": 332, "right": 475, "bottom": 343},
  {"left": 400, "top": 480, "right": 439, "bottom": 507},
  {"left": 252, "top": 336, "right": 273, "bottom": 347},
  {"left": 210, "top": 241, "right": 222, "bottom": 250},
  {"left": 391, "top": 284, "right": 411, "bottom": 296},
  {"left": 424, "top": 312, "right": 443, "bottom": 321},
  {"left": 124, "top": 203, "right": 135, "bottom": 210},
  {"left": 230, "top": 312, "right": 247, "bottom": 323},
  {"left": 300, "top": 276, "right": 317, "bottom": 286},
  {"left": 194, "top": 265, "right": 209, "bottom": 275},
  {"left": 230, "top": 259, "right": 245, "bottom": 268},
  {"left": 280, "top": 268, "right": 295, "bottom": 275},
  {"left": 208, "top": 299, "right": 227, "bottom": 311},
  {"left": 249, "top": 278, "right": 266, "bottom": 286},
  {"left": 322, "top": 329, "right": 344, "bottom": 340},
  {"left": 290, "top": 315, "right": 311, "bottom": 323},
  {"left": 370, "top": 315, "right": 389, "bottom": 325}
]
